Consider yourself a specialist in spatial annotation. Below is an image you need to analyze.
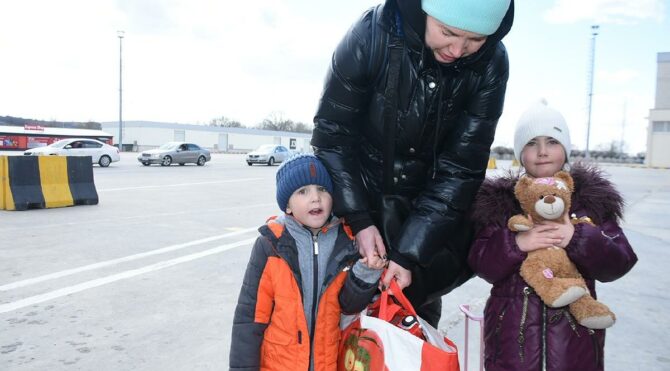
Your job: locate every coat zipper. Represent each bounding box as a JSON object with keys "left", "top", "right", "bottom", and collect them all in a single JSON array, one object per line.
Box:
[
  {"left": 309, "top": 234, "right": 319, "bottom": 349},
  {"left": 518, "top": 286, "right": 531, "bottom": 363}
]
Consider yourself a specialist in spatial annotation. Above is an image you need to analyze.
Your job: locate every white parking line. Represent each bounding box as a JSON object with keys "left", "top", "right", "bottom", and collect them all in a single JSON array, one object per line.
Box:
[
  {"left": 0, "top": 237, "right": 256, "bottom": 314},
  {"left": 0, "top": 228, "right": 257, "bottom": 291},
  {"left": 98, "top": 178, "right": 263, "bottom": 192},
  {"left": 0, "top": 204, "right": 275, "bottom": 232}
]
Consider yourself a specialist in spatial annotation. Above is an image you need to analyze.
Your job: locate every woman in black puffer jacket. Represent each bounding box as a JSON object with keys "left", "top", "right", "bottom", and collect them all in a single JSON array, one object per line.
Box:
[{"left": 311, "top": 0, "right": 514, "bottom": 325}]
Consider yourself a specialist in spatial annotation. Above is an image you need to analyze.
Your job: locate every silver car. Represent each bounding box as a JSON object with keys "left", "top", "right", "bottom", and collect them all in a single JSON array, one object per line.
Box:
[
  {"left": 137, "top": 142, "right": 211, "bottom": 166},
  {"left": 246, "top": 144, "right": 290, "bottom": 166}
]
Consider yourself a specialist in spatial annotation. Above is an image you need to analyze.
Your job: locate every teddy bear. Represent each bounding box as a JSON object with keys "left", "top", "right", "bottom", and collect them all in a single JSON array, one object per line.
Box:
[{"left": 508, "top": 171, "right": 616, "bottom": 329}]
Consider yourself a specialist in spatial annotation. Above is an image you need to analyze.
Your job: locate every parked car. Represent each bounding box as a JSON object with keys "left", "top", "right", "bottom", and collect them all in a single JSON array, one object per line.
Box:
[
  {"left": 246, "top": 144, "right": 290, "bottom": 166},
  {"left": 137, "top": 142, "right": 211, "bottom": 166},
  {"left": 23, "top": 138, "right": 120, "bottom": 167}
]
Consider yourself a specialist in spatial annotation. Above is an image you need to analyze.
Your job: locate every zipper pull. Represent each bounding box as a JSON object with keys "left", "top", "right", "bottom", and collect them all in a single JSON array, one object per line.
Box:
[{"left": 313, "top": 235, "right": 319, "bottom": 255}]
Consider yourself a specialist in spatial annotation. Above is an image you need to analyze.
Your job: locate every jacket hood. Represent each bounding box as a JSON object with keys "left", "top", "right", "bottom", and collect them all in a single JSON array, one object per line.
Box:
[
  {"left": 471, "top": 162, "right": 624, "bottom": 229},
  {"left": 391, "top": 0, "right": 514, "bottom": 70}
]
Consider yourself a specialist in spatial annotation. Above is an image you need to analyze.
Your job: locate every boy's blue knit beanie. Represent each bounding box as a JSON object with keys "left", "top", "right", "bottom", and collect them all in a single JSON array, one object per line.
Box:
[
  {"left": 275, "top": 153, "right": 333, "bottom": 212},
  {"left": 421, "top": 0, "right": 511, "bottom": 36}
]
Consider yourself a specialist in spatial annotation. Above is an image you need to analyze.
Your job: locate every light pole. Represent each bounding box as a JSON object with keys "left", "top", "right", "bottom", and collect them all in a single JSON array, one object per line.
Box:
[
  {"left": 585, "top": 25, "right": 599, "bottom": 159},
  {"left": 117, "top": 30, "right": 124, "bottom": 151}
]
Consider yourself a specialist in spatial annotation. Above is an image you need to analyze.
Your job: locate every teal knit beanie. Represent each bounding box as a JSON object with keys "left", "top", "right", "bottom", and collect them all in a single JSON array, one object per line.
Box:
[
  {"left": 421, "top": 0, "right": 511, "bottom": 35},
  {"left": 276, "top": 154, "right": 333, "bottom": 212}
]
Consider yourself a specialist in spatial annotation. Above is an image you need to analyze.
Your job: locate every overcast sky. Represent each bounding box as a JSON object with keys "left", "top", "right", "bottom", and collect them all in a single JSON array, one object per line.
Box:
[{"left": 1, "top": 0, "right": 668, "bottom": 154}]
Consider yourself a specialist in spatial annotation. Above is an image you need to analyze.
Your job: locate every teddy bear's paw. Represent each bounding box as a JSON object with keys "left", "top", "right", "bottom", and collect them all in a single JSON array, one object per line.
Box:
[
  {"left": 579, "top": 314, "right": 616, "bottom": 329},
  {"left": 550, "top": 286, "right": 587, "bottom": 307},
  {"left": 512, "top": 224, "right": 531, "bottom": 232}
]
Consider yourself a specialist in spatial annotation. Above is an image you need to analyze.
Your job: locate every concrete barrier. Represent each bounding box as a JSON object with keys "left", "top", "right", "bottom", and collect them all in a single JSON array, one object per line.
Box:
[
  {"left": 487, "top": 157, "right": 497, "bottom": 170},
  {"left": 0, "top": 156, "right": 98, "bottom": 211}
]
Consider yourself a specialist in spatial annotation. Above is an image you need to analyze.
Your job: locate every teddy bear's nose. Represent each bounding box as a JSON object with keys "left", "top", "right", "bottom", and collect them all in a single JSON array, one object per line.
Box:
[{"left": 544, "top": 195, "right": 556, "bottom": 204}]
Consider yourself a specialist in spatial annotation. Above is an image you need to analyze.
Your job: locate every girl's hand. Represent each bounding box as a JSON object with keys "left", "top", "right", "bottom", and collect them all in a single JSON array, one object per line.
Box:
[
  {"left": 538, "top": 214, "right": 575, "bottom": 248},
  {"left": 515, "top": 224, "right": 563, "bottom": 252}
]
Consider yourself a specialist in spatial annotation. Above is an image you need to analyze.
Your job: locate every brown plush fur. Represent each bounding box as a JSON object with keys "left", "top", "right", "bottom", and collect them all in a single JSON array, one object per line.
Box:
[{"left": 510, "top": 171, "right": 616, "bottom": 329}]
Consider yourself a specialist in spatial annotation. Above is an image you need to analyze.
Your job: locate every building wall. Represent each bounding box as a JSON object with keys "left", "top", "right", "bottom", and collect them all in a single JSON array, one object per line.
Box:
[
  {"left": 647, "top": 109, "right": 670, "bottom": 167},
  {"left": 647, "top": 52, "right": 670, "bottom": 168},
  {"left": 102, "top": 122, "right": 312, "bottom": 153}
]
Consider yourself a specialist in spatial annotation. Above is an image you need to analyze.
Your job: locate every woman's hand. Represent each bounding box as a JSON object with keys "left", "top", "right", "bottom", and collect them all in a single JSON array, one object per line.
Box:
[
  {"left": 381, "top": 261, "right": 412, "bottom": 290},
  {"left": 355, "top": 225, "right": 387, "bottom": 261}
]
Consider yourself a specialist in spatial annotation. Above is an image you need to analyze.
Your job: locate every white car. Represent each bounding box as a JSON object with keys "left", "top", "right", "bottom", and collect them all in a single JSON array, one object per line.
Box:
[
  {"left": 246, "top": 144, "right": 291, "bottom": 166},
  {"left": 23, "top": 138, "right": 121, "bottom": 167}
]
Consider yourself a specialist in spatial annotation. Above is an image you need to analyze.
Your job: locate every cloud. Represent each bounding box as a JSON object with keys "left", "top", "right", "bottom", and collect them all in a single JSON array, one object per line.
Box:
[{"left": 544, "top": 0, "right": 666, "bottom": 24}]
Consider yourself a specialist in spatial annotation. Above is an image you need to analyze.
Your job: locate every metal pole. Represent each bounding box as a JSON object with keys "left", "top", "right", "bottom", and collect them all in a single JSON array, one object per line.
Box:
[
  {"left": 585, "top": 25, "right": 599, "bottom": 159},
  {"left": 620, "top": 99, "right": 626, "bottom": 155},
  {"left": 117, "top": 30, "right": 124, "bottom": 151}
]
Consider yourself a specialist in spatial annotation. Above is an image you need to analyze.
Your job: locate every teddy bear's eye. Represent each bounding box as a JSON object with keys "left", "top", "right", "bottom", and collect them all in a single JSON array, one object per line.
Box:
[{"left": 539, "top": 195, "right": 544, "bottom": 200}]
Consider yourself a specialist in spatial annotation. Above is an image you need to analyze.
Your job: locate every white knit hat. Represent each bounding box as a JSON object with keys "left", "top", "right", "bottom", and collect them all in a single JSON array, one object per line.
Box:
[{"left": 513, "top": 99, "right": 571, "bottom": 166}]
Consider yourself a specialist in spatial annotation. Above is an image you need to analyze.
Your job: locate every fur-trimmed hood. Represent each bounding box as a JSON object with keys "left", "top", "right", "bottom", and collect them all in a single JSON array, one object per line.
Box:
[{"left": 471, "top": 163, "right": 624, "bottom": 230}]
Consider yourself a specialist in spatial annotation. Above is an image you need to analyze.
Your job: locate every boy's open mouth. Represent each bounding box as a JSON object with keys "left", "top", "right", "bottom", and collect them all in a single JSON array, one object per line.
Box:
[{"left": 309, "top": 208, "right": 323, "bottom": 215}]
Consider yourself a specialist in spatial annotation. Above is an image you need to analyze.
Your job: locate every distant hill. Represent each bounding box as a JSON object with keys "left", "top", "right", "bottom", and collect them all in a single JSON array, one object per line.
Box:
[{"left": 0, "top": 116, "right": 101, "bottom": 130}]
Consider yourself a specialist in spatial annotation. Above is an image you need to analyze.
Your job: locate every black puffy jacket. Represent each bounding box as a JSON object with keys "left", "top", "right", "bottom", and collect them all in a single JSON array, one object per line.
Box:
[{"left": 311, "top": 0, "right": 513, "bottom": 292}]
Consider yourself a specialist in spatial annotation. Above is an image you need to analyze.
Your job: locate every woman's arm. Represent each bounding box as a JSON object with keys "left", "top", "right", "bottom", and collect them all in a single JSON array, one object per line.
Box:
[{"left": 312, "top": 7, "right": 377, "bottom": 226}]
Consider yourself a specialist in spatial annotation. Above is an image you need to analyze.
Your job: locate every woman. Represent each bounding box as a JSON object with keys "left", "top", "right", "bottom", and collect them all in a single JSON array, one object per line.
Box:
[{"left": 311, "top": 0, "right": 514, "bottom": 326}]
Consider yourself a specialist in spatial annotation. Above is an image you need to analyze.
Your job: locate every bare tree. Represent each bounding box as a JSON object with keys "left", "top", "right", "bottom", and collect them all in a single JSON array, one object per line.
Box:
[
  {"left": 210, "top": 116, "right": 243, "bottom": 128},
  {"left": 257, "top": 112, "right": 295, "bottom": 132}
]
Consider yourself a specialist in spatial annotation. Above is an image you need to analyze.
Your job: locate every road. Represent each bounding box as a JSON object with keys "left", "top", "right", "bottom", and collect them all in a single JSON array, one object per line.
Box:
[{"left": 1, "top": 153, "right": 668, "bottom": 370}]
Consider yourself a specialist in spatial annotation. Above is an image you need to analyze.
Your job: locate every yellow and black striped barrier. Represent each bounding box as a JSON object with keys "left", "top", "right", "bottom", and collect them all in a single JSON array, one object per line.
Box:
[
  {"left": 487, "top": 157, "right": 497, "bottom": 170},
  {"left": 0, "top": 156, "right": 98, "bottom": 211}
]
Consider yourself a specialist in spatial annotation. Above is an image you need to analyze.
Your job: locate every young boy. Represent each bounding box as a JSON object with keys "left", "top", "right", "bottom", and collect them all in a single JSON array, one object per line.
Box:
[{"left": 229, "top": 154, "right": 384, "bottom": 371}]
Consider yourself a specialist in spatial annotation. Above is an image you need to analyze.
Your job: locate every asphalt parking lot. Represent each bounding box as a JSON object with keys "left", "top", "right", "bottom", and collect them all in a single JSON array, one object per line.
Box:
[{"left": 1, "top": 153, "right": 669, "bottom": 370}]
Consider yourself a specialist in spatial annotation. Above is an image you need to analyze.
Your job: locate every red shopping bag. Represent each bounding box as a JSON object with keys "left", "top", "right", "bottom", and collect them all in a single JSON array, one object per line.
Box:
[{"left": 339, "top": 280, "right": 460, "bottom": 371}]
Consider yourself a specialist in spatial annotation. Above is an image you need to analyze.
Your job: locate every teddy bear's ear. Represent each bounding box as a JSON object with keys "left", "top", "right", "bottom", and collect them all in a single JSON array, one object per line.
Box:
[
  {"left": 554, "top": 171, "right": 574, "bottom": 192},
  {"left": 514, "top": 175, "right": 533, "bottom": 194}
]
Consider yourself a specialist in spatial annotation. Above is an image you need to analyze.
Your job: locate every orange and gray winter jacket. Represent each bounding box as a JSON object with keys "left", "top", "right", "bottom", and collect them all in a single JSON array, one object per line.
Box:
[{"left": 229, "top": 215, "right": 380, "bottom": 371}]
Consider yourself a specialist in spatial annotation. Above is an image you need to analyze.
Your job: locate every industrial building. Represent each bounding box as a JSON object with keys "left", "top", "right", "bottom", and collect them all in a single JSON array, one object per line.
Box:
[
  {"left": 647, "top": 52, "right": 670, "bottom": 167},
  {"left": 101, "top": 121, "right": 312, "bottom": 153}
]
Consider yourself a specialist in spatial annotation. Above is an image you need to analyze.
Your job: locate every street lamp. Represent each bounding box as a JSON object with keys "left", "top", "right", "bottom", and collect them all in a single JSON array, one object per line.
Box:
[
  {"left": 117, "top": 30, "right": 124, "bottom": 151},
  {"left": 585, "top": 25, "right": 599, "bottom": 159}
]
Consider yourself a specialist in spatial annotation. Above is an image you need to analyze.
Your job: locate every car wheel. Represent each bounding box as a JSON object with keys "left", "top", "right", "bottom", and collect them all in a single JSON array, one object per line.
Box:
[
  {"left": 179, "top": 163, "right": 185, "bottom": 166},
  {"left": 247, "top": 162, "right": 253, "bottom": 166},
  {"left": 267, "top": 157, "right": 275, "bottom": 166},
  {"left": 99, "top": 155, "right": 111, "bottom": 167},
  {"left": 142, "top": 162, "right": 151, "bottom": 166},
  {"left": 197, "top": 156, "right": 206, "bottom": 166},
  {"left": 161, "top": 156, "right": 172, "bottom": 166}
]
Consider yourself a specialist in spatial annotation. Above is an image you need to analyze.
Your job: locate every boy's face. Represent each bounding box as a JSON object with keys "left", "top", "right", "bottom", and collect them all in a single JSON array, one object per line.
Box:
[
  {"left": 521, "top": 136, "right": 566, "bottom": 178},
  {"left": 286, "top": 184, "right": 333, "bottom": 233}
]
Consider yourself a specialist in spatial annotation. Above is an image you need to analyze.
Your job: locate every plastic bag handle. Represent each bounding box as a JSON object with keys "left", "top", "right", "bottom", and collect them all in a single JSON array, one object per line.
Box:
[{"left": 378, "top": 276, "right": 418, "bottom": 321}]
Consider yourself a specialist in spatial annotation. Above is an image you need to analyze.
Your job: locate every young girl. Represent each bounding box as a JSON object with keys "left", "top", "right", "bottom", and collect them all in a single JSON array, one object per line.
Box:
[{"left": 468, "top": 100, "right": 638, "bottom": 371}]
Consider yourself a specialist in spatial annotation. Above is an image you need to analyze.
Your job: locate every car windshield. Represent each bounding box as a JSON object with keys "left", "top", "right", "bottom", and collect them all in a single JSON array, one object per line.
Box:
[
  {"left": 256, "top": 145, "right": 275, "bottom": 152},
  {"left": 159, "top": 142, "right": 179, "bottom": 150},
  {"left": 49, "top": 140, "right": 71, "bottom": 148}
]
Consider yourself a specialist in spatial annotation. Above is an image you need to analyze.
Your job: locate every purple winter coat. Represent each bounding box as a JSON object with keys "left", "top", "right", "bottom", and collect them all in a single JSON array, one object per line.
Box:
[{"left": 468, "top": 164, "right": 637, "bottom": 371}]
